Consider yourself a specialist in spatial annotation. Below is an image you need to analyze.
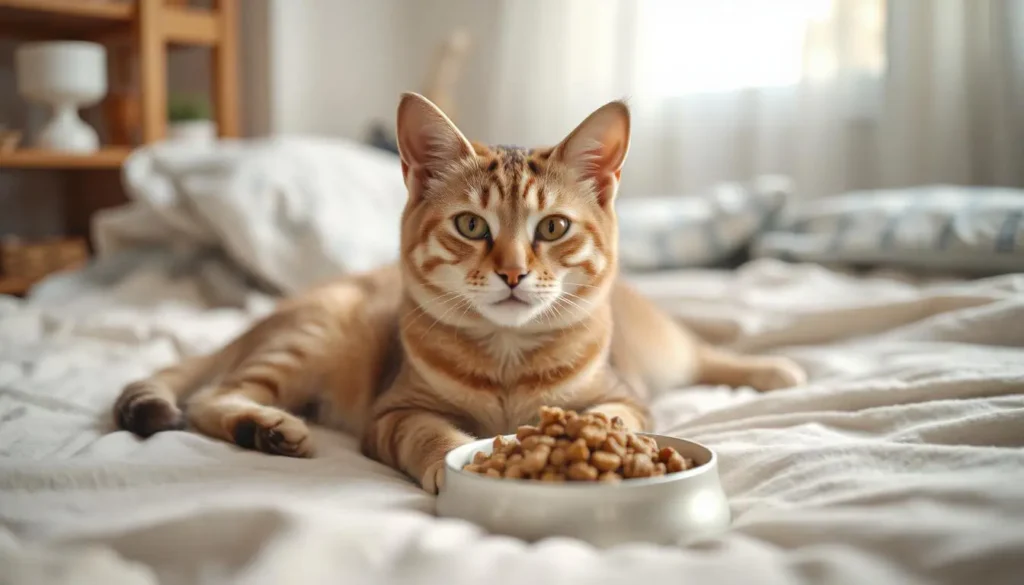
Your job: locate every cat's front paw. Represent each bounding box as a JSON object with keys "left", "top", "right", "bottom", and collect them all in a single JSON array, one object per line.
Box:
[
  {"left": 420, "top": 459, "right": 446, "bottom": 494},
  {"left": 748, "top": 357, "right": 807, "bottom": 392}
]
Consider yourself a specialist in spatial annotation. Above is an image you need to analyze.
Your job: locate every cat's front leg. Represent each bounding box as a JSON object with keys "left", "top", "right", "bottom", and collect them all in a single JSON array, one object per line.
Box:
[{"left": 362, "top": 405, "right": 473, "bottom": 493}]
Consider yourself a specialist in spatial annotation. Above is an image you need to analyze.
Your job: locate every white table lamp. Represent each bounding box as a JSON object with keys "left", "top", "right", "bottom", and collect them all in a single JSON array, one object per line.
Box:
[{"left": 15, "top": 41, "right": 108, "bottom": 153}]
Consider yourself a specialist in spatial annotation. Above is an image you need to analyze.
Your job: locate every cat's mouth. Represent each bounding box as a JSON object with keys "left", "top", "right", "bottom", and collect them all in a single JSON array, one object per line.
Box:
[{"left": 493, "top": 296, "right": 530, "bottom": 308}]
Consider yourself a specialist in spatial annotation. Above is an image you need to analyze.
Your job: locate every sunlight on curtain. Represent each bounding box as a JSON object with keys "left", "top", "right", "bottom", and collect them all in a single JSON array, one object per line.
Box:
[{"left": 637, "top": 0, "right": 885, "bottom": 95}]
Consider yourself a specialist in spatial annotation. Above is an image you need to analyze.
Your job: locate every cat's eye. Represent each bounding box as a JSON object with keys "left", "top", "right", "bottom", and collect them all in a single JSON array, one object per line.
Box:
[
  {"left": 454, "top": 213, "right": 490, "bottom": 240},
  {"left": 535, "top": 215, "right": 571, "bottom": 242}
]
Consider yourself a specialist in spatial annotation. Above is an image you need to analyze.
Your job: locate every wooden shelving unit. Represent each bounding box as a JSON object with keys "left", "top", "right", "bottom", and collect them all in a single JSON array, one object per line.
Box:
[{"left": 0, "top": 0, "right": 239, "bottom": 295}]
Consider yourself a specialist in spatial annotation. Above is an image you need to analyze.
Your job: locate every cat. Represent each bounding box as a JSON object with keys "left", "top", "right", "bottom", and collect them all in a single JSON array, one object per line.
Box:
[{"left": 113, "top": 93, "right": 806, "bottom": 493}]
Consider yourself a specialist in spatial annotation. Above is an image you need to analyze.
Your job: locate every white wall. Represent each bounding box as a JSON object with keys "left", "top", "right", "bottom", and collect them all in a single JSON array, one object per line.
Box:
[{"left": 244, "top": 0, "right": 504, "bottom": 142}]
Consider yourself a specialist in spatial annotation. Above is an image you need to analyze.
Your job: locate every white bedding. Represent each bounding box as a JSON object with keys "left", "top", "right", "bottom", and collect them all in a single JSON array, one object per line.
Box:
[{"left": 2, "top": 259, "right": 1023, "bottom": 585}]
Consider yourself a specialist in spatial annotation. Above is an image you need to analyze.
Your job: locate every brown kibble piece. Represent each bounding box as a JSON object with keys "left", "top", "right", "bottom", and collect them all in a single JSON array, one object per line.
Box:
[
  {"left": 628, "top": 453, "right": 655, "bottom": 478},
  {"left": 591, "top": 411, "right": 610, "bottom": 425},
  {"left": 591, "top": 450, "right": 622, "bottom": 472},
  {"left": 549, "top": 446, "right": 568, "bottom": 467},
  {"left": 507, "top": 453, "right": 524, "bottom": 465},
  {"left": 653, "top": 462, "right": 667, "bottom": 476},
  {"left": 555, "top": 438, "right": 572, "bottom": 449},
  {"left": 485, "top": 468, "right": 501, "bottom": 478},
  {"left": 579, "top": 425, "right": 608, "bottom": 449},
  {"left": 567, "top": 438, "right": 590, "bottom": 463},
  {"left": 464, "top": 463, "right": 483, "bottom": 474},
  {"left": 521, "top": 434, "right": 556, "bottom": 450},
  {"left": 544, "top": 423, "right": 565, "bottom": 437},
  {"left": 516, "top": 425, "right": 541, "bottom": 440},
  {"left": 505, "top": 464, "right": 525, "bottom": 479},
  {"left": 610, "top": 416, "right": 626, "bottom": 430},
  {"left": 657, "top": 447, "right": 675, "bottom": 463},
  {"left": 473, "top": 451, "right": 488, "bottom": 465},
  {"left": 667, "top": 452, "right": 688, "bottom": 473},
  {"left": 540, "top": 406, "right": 565, "bottom": 425},
  {"left": 565, "top": 416, "right": 587, "bottom": 439},
  {"left": 598, "top": 471, "right": 622, "bottom": 483},
  {"left": 521, "top": 444, "right": 551, "bottom": 474},
  {"left": 540, "top": 469, "right": 566, "bottom": 482},
  {"left": 567, "top": 461, "right": 599, "bottom": 481},
  {"left": 603, "top": 435, "right": 627, "bottom": 459},
  {"left": 485, "top": 453, "right": 507, "bottom": 472}
]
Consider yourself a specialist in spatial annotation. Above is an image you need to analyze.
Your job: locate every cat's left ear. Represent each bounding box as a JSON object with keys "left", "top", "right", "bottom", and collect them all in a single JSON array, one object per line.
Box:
[{"left": 553, "top": 100, "right": 631, "bottom": 206}]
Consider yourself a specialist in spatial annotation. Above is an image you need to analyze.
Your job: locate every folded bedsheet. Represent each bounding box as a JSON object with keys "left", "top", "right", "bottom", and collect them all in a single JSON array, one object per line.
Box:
[{"left": 1, "top": 259, "right": 1023, "bottom": 585}]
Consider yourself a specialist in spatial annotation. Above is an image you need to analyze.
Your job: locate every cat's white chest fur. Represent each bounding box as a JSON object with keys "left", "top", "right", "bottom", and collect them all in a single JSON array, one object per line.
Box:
[{"left": 481, "top": 329, "right": 547, "bottom": 375}]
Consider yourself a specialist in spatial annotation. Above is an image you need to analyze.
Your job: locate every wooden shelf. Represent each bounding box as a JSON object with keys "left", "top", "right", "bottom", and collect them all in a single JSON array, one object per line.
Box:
[
  {"left": 0, "top": 0, "right": 133, "bottom": 20},
  {"left": 0, "top": 0, "right": 133, "bottom": 38},
  {"left": 0, "top": 148, "right": 131, "bottom": 169}
]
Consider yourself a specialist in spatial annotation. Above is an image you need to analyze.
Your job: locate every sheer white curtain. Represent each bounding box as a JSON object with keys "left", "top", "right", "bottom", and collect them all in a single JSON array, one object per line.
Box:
[{"left": 481, "top": 0, "right": 1024, "bottom": 198}]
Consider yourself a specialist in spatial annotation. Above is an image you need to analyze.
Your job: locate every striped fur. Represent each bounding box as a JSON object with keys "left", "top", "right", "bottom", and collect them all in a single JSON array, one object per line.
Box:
[{"left": 113, "top": 94, "right": 806, "bottom": 493}]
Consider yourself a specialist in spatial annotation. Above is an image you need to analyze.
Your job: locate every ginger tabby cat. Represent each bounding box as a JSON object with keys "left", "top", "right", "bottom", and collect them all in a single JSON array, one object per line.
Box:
[{"left": 113, "top": 93, "right": 806, "bottom": 493}]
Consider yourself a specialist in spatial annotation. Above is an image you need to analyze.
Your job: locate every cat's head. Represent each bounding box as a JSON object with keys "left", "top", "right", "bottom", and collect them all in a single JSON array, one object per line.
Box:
[{"left": 397, "top": 93, "right": 629, "bottom": 330}]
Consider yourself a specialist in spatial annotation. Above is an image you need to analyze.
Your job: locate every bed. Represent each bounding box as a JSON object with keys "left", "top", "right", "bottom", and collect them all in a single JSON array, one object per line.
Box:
[{"left": 1, "top": 141, "right": 1022, "bottom": 585}]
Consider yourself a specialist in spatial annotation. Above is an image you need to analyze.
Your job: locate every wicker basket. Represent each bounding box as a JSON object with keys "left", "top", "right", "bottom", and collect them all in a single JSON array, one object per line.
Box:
[{"left": 0, "top": 237, "right": 88, "bottom": 281}]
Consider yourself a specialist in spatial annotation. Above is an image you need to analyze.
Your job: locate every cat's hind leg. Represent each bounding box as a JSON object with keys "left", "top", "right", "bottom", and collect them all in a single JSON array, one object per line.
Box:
[{"left": 695, "top": 344, "right": 806, "bottom": 392}]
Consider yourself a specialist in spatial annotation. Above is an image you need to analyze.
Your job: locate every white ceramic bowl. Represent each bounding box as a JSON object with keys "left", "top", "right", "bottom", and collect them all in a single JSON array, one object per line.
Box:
[{"left": 437, "top": 434, "right": 730, "bottom": 547}]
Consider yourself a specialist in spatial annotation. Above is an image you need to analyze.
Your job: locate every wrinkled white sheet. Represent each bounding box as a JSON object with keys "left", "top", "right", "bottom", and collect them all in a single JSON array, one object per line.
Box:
[{"left": 2, "top": 259, "right": 1024, "bottom": 585}]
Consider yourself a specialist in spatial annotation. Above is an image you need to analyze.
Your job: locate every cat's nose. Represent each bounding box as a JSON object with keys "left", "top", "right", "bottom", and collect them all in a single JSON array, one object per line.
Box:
[{"left": 497, "top": 268, "right": 529, "bottom": 289}]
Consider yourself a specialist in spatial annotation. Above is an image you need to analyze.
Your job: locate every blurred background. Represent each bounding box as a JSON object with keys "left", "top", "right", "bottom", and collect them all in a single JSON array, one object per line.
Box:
[{"left": 0, "top": 0, "right": 1022, "bottom": 293}]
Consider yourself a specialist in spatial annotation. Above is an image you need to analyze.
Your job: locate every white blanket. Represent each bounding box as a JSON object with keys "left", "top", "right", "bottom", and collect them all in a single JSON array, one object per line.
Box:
[{"left": 2, "top": 259, "right": 1023, "bottom": 585}]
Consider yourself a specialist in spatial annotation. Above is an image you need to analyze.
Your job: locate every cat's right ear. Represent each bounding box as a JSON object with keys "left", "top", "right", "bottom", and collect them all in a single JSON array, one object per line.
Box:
[{"left": 396, "top": 92, "right": 474, "bottom": 195}]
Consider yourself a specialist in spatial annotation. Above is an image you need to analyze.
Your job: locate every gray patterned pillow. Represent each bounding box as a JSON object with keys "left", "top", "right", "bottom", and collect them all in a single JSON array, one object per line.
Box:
[
  {"left": 616, "top": 176, "right": 792, "bottom": 271},
  {"left": 753, "top": 185, "right": 1024, "bottom": 274}
]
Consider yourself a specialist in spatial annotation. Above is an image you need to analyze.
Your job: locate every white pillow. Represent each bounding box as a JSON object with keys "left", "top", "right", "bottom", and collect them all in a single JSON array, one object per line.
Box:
[
  {"left": 615, "top": 176, "right": 792, "bottom": 271},
  {"left": 753, "top": 185, "right": 1024, "bottom": 274}
]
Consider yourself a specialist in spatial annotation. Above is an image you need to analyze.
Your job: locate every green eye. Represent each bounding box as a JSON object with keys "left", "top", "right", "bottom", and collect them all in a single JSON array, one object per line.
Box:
[
  {"left": 454, "top": 213, "right": 490, "bottom": 240},
  {"left": 536, "top": 215, "right": 571, "bottom": 242}
]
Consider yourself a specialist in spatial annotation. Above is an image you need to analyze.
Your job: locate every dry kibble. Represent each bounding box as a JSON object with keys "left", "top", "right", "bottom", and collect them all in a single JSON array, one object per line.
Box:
[
  {"left": 540, "top": 406, "right": 566, "bottom": 426},
  {"left": 657, "top": 447, "right": 676, "bottom": 463},
  {"left": 603, "top": 435, "right": 627, "bottom": 459},
  {"left": 579, "top": 425, "right": 608, "bottom": 449},
  {"left": 567, "top": 461, "right": 599, "bottom": 481},
  {"left": 521, "top": 434, "right": 556, "bottom": 450},
  {"left": 521, "top": 444, "right": 551, "bottom": 474},
  {"left": 567, "top": 438, "right": 590, "bottom": 463},
  {"left": 549, "top": 446, "right": 568, "bottom": 467},
  {"left": 629, "top": 453, "right": 655, "bottom": 478},
  {"left": 544, "top": 423, "right": 565, "bottom": 437},
  {"left": 462, "top": 406, "right": 700, "bottom": 482},
  {"left": 540, "top": 469, "right": 566, "bottom": 482},
  {"left": 666, "top": 452, "right": 687, "bottom": 473},
  {"left": 565, "top": 416, "right": 588, "bottom": 439},
  {"left": 591, "top": 450, "right": 622, "bottom": 472},
  {"left": 485, "top": 453, "right": 507, "bottom": 472},
  {"left": 516, "top": 425, "right": 541, "bottom": 440}
]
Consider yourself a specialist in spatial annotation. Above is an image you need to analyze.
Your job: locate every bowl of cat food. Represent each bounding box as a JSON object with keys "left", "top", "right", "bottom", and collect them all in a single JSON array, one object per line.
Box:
[{"left": 436, "top": 407, "right": 730, "bottom": 547}]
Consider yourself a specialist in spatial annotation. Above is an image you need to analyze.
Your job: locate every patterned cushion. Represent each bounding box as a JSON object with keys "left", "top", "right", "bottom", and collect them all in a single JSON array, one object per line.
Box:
[
  {"left": 753, "top": 185, "right": 1024, "bottom": 274},
  {"left": 615, "top": 176, "right": 792, "bottom": 271}
]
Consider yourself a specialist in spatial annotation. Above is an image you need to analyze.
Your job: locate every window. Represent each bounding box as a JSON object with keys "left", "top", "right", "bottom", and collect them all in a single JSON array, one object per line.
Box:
[{"left": 636, "top": 0, "right": 886, "bottom": 96}]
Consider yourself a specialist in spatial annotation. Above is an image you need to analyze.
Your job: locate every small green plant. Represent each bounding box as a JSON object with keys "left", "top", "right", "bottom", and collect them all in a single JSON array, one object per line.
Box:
[{"left": 168, "top": 94, "right": 211, "bottom": 122}]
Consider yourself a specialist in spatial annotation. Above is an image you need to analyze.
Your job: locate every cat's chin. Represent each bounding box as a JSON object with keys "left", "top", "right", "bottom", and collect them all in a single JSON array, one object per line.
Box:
[{"left": 476, "top": 298, "right": 545, "bottom": 329}]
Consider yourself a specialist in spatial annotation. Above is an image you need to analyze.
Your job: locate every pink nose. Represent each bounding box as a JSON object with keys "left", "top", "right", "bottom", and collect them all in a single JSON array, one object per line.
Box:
[{"left": 496, "top": 268, "right": 529, "bottom": 289}]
